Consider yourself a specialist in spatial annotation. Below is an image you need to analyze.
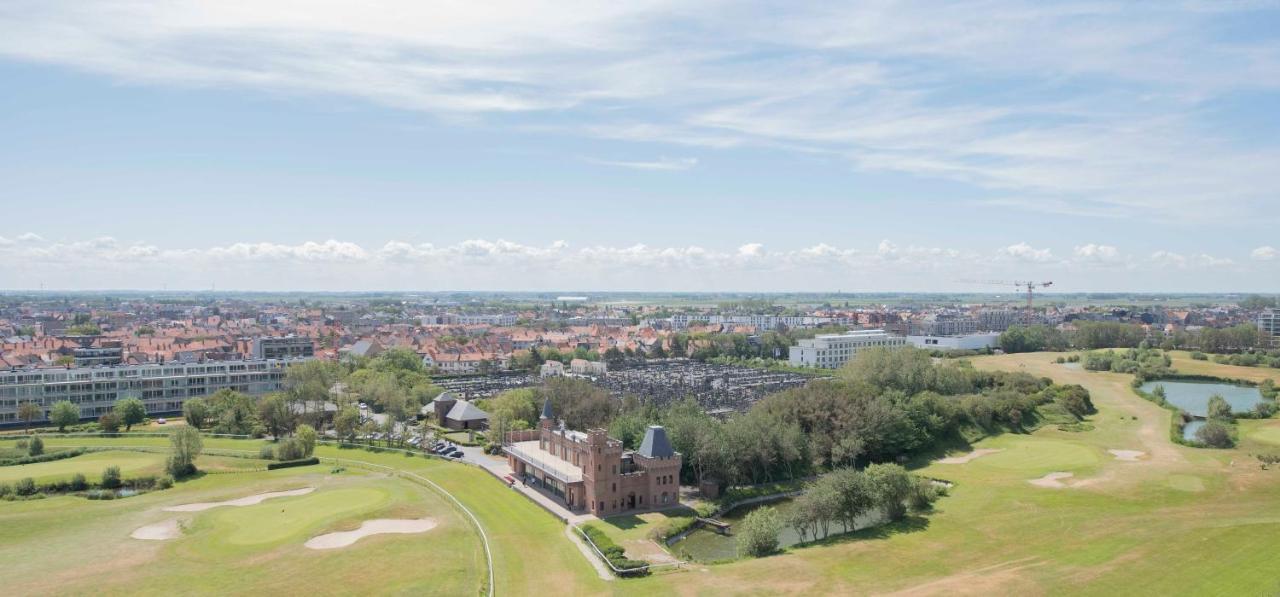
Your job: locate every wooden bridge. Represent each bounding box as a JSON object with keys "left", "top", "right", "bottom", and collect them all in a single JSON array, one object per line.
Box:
[{"left": 696, "top": 517, "right": 732, "bottom": 535}]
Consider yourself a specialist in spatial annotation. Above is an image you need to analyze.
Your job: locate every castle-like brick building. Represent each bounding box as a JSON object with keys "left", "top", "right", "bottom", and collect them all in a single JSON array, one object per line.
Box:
[{"left": 505, "top": 399, "right": 682, "bottom": 516}]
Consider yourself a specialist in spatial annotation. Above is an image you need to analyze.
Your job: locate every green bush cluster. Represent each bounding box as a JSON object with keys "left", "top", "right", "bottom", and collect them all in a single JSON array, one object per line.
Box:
[{"left": 0, "top": 447, "right": 87, "bottom": 467}]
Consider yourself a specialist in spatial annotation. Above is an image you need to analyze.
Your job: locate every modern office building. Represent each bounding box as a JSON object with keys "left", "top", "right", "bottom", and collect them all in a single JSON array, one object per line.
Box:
[
  {"left": 504, "top": 400, "right": 681, "bottom": 516},
  {"left": 0, "top": 358, "right": 305, "bottom": 425},
  {"left": 1259, "top": 309, "right": 1280, "bottom": 348},
  {"left": 907, "top": 332, "right": 1001, "bottom": 351},
  {"left": 251, "top": 336, "right": 315, "bottom": 360},
  {"left": 788, "top": 329, "right": 906, "bottom": 369}
]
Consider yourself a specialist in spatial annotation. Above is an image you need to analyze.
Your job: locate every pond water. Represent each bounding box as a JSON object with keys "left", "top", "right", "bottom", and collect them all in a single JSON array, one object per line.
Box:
[
  {"left": 668, "top": 498, "right": 885, "bottom": 562},
  {"left": 1182, "top": 419, "right": 1205, "bottom": 442},
  {"left": 1139, "top": 380, "right": 1263, "bottom": 417}
]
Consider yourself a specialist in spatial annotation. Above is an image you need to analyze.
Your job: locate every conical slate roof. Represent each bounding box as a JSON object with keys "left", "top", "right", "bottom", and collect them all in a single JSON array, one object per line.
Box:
[
  {"left": 541, "top": 397, "right": 554, "bottom": 420},
  {"left": 638, "top": 425, "right": 675, "bottom": 458}
]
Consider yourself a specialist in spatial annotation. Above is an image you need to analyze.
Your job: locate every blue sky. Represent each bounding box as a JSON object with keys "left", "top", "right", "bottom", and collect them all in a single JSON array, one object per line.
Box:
[{"left": 0, "top": 0, "right": 1278, "bottom": 292}]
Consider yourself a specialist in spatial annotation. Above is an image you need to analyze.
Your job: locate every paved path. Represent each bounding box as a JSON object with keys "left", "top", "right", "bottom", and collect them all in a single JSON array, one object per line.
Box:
[{"left": 565, "top": 525, "right": 615, "bottom": 581}]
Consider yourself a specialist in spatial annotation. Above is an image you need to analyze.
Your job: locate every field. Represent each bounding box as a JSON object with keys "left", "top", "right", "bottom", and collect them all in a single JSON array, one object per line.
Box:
[
  {"left": 0, "top": 450, "right": 262, "bottom": 484},
  {"left": 4, "top": 352, "right": 1280, "bottom": 595}
]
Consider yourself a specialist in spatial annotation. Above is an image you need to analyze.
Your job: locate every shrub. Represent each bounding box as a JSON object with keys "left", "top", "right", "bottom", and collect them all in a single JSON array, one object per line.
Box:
[
  {"left": 102, "top": 465, "right": 122, "bottom": 489},
  {"left": 275, "top": 438, "right": 306, "bottom": 461},
  {"left": 98, "top": 412, "right": 121, "bottom": 434},
  {"left": 14, "top": 477, "right": 38, "bottom": 496},
  {"left": 156, "top": 475, "right": 175, "bottom": 490},
  {"left": 1195, "top": 421, "right": 1235, "bottom": 448},
  {"left": 27, "top": 436, "right": 44, "bottom": 457},
  {"left": 0, "top": 483, "right": 11, "bottom": 498},
  {"left": 1191, "top": 351, "right": 1208, "bottom": 361},
  {"left": 258, "top": 445, "right": 276, "bottom": 460},
  {"left": 266, "top": 457, "right": 320, "bottom": 470},
  {"left": 907, "top": 478, "right": 942, "bottom": 512},
  {"left": 70, "top": 473, "right": 88, "bottom": 491},
  {"left": 737, "top": 505, "right": 782, "bottom": 557}
]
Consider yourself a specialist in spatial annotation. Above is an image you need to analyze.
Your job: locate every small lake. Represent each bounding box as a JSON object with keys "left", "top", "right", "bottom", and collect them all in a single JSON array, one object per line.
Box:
[
  {"left": 1182, "top": 419, "right": 1205, "bottom": 442},
  {"left": 668, "top": 498, "right": 885, "bottom": 562},
  {"left": 1139, "top": 380, "right": 1264, "bottom": 417}
]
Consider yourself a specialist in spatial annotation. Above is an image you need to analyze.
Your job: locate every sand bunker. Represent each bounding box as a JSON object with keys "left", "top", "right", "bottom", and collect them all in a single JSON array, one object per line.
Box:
[
  {"left": 1108, "top": 449, "right": 1145, "bottom": 462},
  {"left": 164, "top": 487, "right": 315, "bottom": 512},
  {"left": 131, "top": 518, "right": 181, "bottom": 541},
  {"left": 937, "top": 449, "right": 1002, "bottom": 464},
  {"left": 304, "top": 518, "right": 437, "bottom": 550},
  {"left": 1028, "top": 472, "right": 1075, "bottom": 488}
]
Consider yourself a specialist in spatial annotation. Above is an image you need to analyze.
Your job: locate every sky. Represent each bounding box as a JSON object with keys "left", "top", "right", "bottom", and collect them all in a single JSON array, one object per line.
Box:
[{"left": 0, "top": 0, "right": 1278, "bottom": 292}]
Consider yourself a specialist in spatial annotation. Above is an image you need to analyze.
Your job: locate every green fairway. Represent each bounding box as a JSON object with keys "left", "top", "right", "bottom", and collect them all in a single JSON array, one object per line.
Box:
[
  {"left": 0, "top": 464, "right": 484, "bottom": 596},
  {"left": 13, "top": 353, "right": 1280, "bottom": 595},
  {"left": 0, "top": 450, "right": 163, "bottom": 484}
]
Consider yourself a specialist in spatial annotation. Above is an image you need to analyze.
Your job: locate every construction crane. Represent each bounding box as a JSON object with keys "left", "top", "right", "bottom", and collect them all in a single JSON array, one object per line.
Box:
[{"left": 958, "top": 279, "right": 1054, "bottom": 309}]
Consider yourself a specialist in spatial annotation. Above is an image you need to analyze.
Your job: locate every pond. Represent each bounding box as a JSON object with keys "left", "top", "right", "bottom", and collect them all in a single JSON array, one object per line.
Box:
[
  {"left": 1139, "top": 380, "right": 1264, "bottom": 418},
  {"left": 668, "top": 498, "right": 885, "bottom": 562},
  {"left": 1182, "top": 419, "right": 1205, "bottom": 442}
]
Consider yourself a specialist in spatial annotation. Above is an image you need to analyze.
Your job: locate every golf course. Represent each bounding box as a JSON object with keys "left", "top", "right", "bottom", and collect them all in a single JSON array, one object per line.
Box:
[{"left": 3, "top": 351, "right": 1280, "bottom": 595}]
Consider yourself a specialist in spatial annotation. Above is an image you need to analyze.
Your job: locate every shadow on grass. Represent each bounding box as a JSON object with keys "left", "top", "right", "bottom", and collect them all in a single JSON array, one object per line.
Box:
[
  {"left": 903, "top": 432, "right": 974, "bottom": 470},
  {"left": 601, "top": 506, "right": 700, "bottom": 531},
  {"left": 791, "top": 515, "right": 932, "bottom": 552}
]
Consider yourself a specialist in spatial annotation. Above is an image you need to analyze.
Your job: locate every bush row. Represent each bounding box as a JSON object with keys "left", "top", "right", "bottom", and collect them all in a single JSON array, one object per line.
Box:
[
  {"left": 579, "top": 523, "right": 651, "bottom": 577},
  {"left": 266, "top": 457, "right": 320, "bottom": 470},
  {"left": 0, "top": 447, "right": 87, "bottom": 467}
]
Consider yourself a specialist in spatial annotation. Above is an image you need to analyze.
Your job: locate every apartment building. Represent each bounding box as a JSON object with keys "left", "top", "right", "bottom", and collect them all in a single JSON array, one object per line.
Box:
[
  {"left": 1259, "top": 309, "right": 1280, "bottom": 348},
  {"left": 251, "top": 336, "right": 315, "bottom": 360},
  {"left": 788, "top": 329, "right": 906, "bottom": 369},
  {"left": 0, "top": 358, "right": 304, "bottom": 425}
]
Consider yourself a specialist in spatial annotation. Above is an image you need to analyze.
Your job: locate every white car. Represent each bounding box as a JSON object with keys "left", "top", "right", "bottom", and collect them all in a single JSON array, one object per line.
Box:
[{"left": 156, "top": 418, "right": 167, "bottom": 425}]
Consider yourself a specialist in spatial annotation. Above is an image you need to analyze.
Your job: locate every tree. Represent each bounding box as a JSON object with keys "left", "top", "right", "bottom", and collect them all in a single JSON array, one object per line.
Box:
[
  {"left": 1206, "top": 394, "right": 1234, "bottom": 422},
  {"left": 257, "top": 393, "right": 294, "bottom": 439},
  {"left": 603, "top": 347, "right": 625, "bottom": 369},
  {"left": 27, "top": 435, "right": 44, "bottom": 456},
  {"left": 183, "top": 398, "right": 210, "bottom": 429},
  {"left": 334, "top": 406, "right": 360, "bottom": 442},
  {"left": 17, "top": 402, "right": 41, "bottom": 432},
  {"left": 208, "top": 389, "right": 259, "bottom": 436},
  {"left": 865, "top": 463, "right": 914, "bottom": 522},
  {"left": 166, "top": 426, "right": 203, "bottom": 477},
  {"left": 1195, "top": 420, "right": 1234, "bottom": 448},
  {"left": 50, "top": 400, "right": 80, "bottom": 432},
  {"left": 737, "top": 505, "right": 782, "bottom": 557},
  {"left": 113, "top": 397, "right": 146, "bottom": 431},
  {"left": 98, "top": 412, "right": 121, "bottom": 434},
  {"left": 296, "top": 424, "right": 318, "bottom": 457}
]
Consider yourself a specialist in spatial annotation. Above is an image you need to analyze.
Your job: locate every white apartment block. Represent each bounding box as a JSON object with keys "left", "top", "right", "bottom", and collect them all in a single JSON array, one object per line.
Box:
[
  {"left": 0, "top": 358, "right": 305, "bottom": 425},
  {"left": 788, "top": 330, "right": 906, "bottom": 369},
  {"left": 1259, "top": 309, "right": 1280, "bottom": 348}
]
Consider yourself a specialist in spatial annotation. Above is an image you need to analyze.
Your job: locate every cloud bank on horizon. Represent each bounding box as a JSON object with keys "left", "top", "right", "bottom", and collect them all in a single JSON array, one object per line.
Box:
[
  {"left": 0, "top": 234, "right": 1274, "bottom": 292},
  {"left": 0, "top": 1, "right": 1277, "bottom": 291}
]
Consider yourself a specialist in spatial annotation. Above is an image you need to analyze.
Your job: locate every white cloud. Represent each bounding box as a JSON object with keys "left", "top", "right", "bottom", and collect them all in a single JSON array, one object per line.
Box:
[
  {"left": 16, "top": 233, "right": 43, "bottom": 242},
  {"left": 0, "top": 235, "right": 1273, "bottom": 290},
  {"left": 586, "top": 156, "right": 698, "bottom": 171},
  {"left": 1, "top": 1, "right": 1277, "bottom": 219},
  {"left": 1000, "top": 242, "right": 1054, "bottom": 263},
  {"left": 1252, "top": 246, "right": 1278, "bottom": 261}
]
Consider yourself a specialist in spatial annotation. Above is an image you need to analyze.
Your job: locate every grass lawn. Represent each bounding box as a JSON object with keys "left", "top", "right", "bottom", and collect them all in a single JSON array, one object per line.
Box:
[
  {"left": 0, "top": 465, "right": 484, "bottom": 595},
  {"left": 0, "top": 450, "right": 164, "bottom": 484},
  {"left": 15, "top": 352, "right": 1280, "bottom": 595},
  {"left": 1166, "top": 351, "right": 1280, "bottom": 384}
]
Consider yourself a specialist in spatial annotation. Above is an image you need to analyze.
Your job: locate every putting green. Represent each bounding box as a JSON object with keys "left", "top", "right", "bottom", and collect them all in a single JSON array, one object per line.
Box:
[
  {"left": 205, "top": 487, "right": 391, "bottom": 546},
  {"left": 0, "top": 450, "right": 163, "bottom": 484},
  {"left": 968, "top": 437, "right": 1101, "bottom": 475},
  {"left": 1242, "top": 420, "right": 1280, "bottom": 446}
]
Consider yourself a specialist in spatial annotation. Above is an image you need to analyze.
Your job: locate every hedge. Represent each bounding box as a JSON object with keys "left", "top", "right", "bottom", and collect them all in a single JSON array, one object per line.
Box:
[
  {"left": 267, "top": 457, "right": 320, "bottom": 470},
  {"left": 580, "top": 523, "right": 651, "bottom": 577},
  {"left": 0, "top": 447, "right": 87, "bottom": 467}
]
